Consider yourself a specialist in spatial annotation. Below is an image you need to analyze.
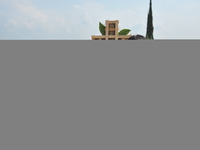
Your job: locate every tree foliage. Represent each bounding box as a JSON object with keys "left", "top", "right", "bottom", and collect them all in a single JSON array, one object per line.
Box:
[
  {"left": 118, "top": 29, "right": 131, "bottom": 35},
  {"left": 99, "top": 22, "right": 106, "bottom": 35},
  {"left": 146, "top": 0, "right": 154, "bottom": 39}
]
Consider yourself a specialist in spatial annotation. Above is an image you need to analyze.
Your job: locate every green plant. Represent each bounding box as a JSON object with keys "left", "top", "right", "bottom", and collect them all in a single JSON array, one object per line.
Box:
[
  {"left": 118, "top": 29, "right": 131, "bottom": 35},
  {"left": 99, "top": 22, "right": 106, "bottom": 35}
]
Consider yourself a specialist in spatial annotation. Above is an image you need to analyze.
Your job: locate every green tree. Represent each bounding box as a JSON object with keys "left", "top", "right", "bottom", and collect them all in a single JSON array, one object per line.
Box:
[
  {"left": 99, "top": 22, "right": 106, "bottom": 35},
  {"left": 146, "top": 0, "right": 154, "bottom": 39}
]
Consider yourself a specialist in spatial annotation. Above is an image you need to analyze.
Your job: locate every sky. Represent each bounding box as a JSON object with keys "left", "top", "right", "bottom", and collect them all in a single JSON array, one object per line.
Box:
[{"left": 0, "top": 0, "right": 200, "bottom": 39}]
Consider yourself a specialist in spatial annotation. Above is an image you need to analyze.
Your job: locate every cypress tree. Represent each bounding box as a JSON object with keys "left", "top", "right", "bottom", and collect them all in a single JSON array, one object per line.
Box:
[{"left": 146, "top": 0, "right": 154, "bottom": 39}]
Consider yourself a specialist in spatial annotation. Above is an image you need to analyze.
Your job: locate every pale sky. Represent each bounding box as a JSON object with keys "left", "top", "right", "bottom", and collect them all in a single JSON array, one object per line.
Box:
[{"left": 0, "top": 0, "right": 200, "bottom": 39}]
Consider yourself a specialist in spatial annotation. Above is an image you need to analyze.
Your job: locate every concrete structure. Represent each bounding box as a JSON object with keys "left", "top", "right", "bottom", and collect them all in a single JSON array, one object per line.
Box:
[{"left": 91, "top": 20, "right": 132, "bottom": 40}]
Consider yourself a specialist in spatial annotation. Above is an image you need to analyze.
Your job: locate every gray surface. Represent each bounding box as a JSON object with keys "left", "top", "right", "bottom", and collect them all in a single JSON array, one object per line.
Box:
[{"left": 0, "top": 41, "right": 200, "bottom": 150}]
